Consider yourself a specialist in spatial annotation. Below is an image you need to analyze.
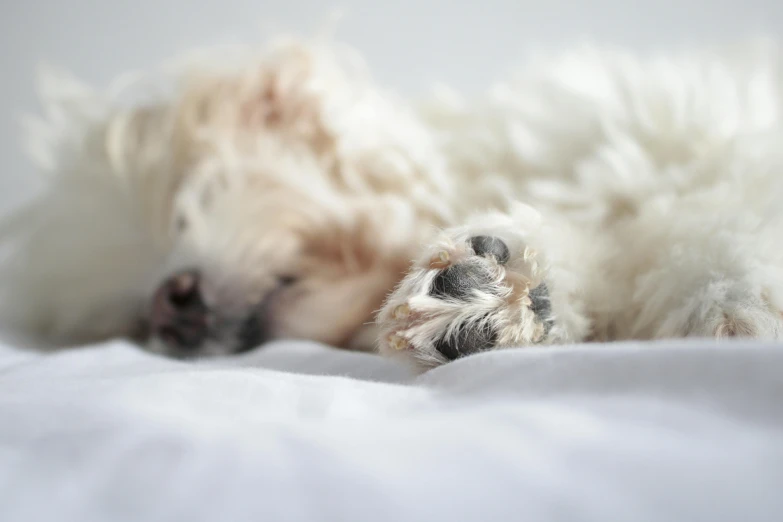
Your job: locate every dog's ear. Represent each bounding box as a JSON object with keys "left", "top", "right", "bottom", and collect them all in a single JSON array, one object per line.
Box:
[
  {"left": 22, "top": 64, "right": 101, "bottom": 173},
  {"left": 172, "top": 38, "right": 379, "bottom": 148}
]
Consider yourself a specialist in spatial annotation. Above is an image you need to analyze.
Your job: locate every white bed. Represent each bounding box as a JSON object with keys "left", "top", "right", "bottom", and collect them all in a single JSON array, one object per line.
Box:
[{"left": 1, "top": 338, "right": 781, "bottom": 522}]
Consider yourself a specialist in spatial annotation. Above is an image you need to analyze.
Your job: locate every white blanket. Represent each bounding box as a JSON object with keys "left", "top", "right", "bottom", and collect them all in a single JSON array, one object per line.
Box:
[{"left": 1, "top": 339, "right": 782, "bottom": 522}]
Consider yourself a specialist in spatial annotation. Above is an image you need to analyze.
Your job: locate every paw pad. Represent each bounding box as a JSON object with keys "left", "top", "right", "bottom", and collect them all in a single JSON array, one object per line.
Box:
[
  {"left": 431, "top": 262, "right": 495, "bottom": 300},
  {"left": 434, "top": 317, "right": 497, "bottom": 361},
  {"left": 470, "top": 235, "right": 510, "bottom": 264},
  {"left": 529, "top": 282, "right": 551, "bottom": 319}
]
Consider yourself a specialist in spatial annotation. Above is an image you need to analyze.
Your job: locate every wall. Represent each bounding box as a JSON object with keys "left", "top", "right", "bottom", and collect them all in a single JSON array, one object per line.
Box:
[{"left": 1, "top": 0, "right": 780, "bottom": 210}]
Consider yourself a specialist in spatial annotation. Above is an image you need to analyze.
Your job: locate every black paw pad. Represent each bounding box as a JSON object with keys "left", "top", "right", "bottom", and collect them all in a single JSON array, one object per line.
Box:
[
  {"left": 431, "top": 262, "right": 494, "bottom": 300},
  {"left": 529, "top": 282, "right": 553, "bottom": 336},
  {"left": 434, "top": 319, "right": 497, "bottom": 361},
  {"left": 469, "top": 236, "right": 510, "bottom": 264}
]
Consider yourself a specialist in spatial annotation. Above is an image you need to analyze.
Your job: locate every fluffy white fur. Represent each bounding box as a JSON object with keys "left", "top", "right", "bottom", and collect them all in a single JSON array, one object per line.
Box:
[{"left": 2, "top": 36, "right": 783, "bottom": 369}]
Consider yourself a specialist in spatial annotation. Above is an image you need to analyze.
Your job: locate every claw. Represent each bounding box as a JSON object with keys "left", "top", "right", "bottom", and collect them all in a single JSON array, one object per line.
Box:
[
  {"left": 388, "top": 334, "right": 408, "bottom": 351},
  {"left": 429, "top": 250, "right": 451, "bottom": 269},
  {"left": 393, "top": 303, "right": 411, "bottom": 320}
]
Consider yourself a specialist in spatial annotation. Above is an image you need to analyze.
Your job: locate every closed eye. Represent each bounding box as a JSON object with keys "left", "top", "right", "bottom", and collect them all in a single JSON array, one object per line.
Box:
[{"left": 278, "top": 275, "right": 298, "bottom": 287}]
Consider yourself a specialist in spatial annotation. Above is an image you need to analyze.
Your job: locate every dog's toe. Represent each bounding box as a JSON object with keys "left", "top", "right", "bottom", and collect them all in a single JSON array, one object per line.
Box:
[
  {"left": 469, "top": 235, "right": 510, "bottom": 264},
  {"left": 528, "top": 282, "right": 554, "bottom": 337},
  {"left": 434, "top": 317, "right": 497, "bottom": 360},
  {"left": 430, "top": 261, "right": 495, "bottom": 300}
]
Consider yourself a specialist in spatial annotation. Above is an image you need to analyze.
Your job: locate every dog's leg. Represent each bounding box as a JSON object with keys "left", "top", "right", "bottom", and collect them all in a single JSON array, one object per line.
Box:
[
  {"left": 376, "top": 203, "right": 593, "bottom": 370},
  {"left": 625, "top": 231, "right": 783, "bottom": 343}
]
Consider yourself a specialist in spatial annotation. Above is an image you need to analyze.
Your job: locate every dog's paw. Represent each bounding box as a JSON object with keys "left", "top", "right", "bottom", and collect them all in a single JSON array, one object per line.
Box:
[{"left": 377, "top": 214, "right": 559, "bottom": 370}]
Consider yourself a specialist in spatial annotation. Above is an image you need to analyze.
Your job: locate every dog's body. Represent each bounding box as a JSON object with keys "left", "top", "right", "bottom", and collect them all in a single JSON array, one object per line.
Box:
[{"left": 2, "top": 38, "right": 783, "bottom": 369}]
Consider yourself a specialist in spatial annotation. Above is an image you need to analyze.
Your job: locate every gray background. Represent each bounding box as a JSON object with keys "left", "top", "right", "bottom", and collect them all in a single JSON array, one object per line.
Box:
[{"left": 2, "top": 0, "right": 781, "bottom": 211}]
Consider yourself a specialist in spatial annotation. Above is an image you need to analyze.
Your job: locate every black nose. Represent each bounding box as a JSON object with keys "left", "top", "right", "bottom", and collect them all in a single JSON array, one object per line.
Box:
[{"left": 151, "top": 271, "right": 209, "bottom": 351}]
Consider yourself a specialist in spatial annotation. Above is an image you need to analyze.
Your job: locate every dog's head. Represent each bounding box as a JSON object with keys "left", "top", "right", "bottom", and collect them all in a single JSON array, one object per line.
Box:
[{"left": 3, "top": 39, "right": 452, "bottom": 357}]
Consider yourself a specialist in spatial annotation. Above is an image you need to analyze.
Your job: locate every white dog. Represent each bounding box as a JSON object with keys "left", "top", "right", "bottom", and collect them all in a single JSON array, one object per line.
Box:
[{"left": 2, "top": 36, "right": 782, "bottom": 370}]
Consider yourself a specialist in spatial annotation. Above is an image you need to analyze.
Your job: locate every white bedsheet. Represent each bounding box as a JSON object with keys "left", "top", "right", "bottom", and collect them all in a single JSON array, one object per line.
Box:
[{"left": 0, "top": 339, "right": 782, "bottom": 522}]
